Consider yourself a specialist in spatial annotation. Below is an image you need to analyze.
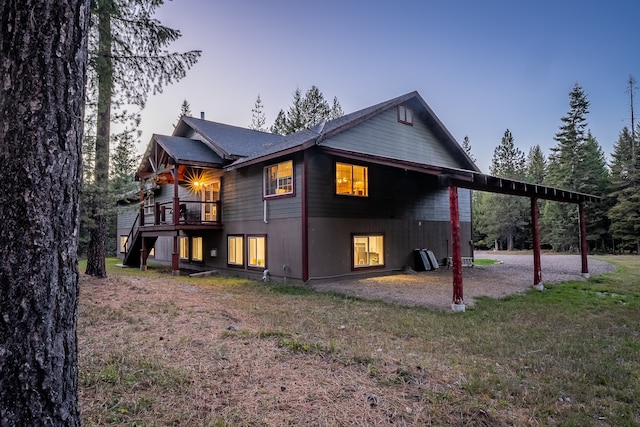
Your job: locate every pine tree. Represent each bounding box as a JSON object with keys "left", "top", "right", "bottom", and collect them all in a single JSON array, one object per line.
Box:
[
  {"left": 249, "top": 94, "right": 267, "bottom": 131},
  {"left": 475, "top": 130, "right": 528, "bottom": 250},
  {"left": 525, "top": 145, "right": 546, "bottom": 184},
  {"left": 461, "top": 135, "right": 476, "bottom": 163},
  {"left": 608, "top": 125, "right": 640, "bottom": 252},
  {"left": 543, "top": 83, "right": 591, "bottom": 251},
  {"left": 270, "top": 86, "right": 344, "bottom": 134},
  {"left": 174, "top": 98, "right": 192, "bottom": 127},
  {"left": 84, "top": 0, "right": 200, "bottom": 277},
  {"left": 0, "top": 0, "right": 88, "bottom": 422}
]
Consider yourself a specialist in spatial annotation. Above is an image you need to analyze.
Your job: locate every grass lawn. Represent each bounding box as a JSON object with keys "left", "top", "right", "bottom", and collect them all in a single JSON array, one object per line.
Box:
[{"left": 78, "top": 256, "right": 640, "bottom": 426}]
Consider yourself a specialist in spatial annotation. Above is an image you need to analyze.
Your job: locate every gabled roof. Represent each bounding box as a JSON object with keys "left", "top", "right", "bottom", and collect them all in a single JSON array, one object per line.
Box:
[
  {"left": 176, "top": 116, "right": 282, "bottom": 160},
  {"left": 226, "top": 91, "right": 479, "bottom": 172},
  {"left": 155, "top": 135, "right": 224, "bottom": 167}
]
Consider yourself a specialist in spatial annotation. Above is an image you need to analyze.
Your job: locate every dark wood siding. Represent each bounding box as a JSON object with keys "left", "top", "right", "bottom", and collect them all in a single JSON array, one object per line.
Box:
[
  {"left": 306, "top": 150, "right": 471, "bottom": 222},
  {"left": 322, "top": 108, "right": 460, "bottom": 168},
  {"left": 223, "top": 154, "right": 302, "bottom": 222}
]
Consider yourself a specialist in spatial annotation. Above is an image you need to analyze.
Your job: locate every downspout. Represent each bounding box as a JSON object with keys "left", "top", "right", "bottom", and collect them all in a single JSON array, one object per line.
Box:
[{"left": 263, "top": 199, "right": 268, "bottom": 223}]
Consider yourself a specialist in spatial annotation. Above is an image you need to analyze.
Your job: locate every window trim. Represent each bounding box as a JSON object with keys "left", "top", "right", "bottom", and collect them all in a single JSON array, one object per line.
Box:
[
  {"left": 397, "top": 105, "right": 413, "bottom": 126},
  {"left": 247, "top": 235, "right": 267, "bottom": 270},
  {"left": 227, "top": 234, "right": 244, "bottom": 268},
  {"left": 336, "top": 162, "right": 369, "bottom": 197},
  {"left": 351, "top": 233, "right": 385, "bottom": 271},
  {"left": 263, "top": 160, "right": 294, "bottom": 199}
]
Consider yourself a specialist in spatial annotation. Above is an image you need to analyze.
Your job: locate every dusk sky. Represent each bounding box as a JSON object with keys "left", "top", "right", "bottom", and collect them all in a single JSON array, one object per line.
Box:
[{"left": 139, "top": 0, "right": 640, "bottom": 173}]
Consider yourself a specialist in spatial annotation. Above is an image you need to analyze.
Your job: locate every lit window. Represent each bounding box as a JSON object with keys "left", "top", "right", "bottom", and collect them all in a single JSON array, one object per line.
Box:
[
  {"left": 264, "top": 160, "right": 293, "bottom": 197},
  {"left": 143, "top": 194, "right": 155, "bottom": 215},
  {"left": 120, "top": 235, "right": 128, "bottom": 253},
  {"left": 228, "top": 235, "right": 243, "bottom": 266},
  {"left": 192, "top": 237, "right": 203, "bottom": 261},
  {"left": 179, "top": 237, "right": 189, "bottom": 260},
  {"left": 398, "top": 105, "right": 413, "bottom": 125},
  {"left": 353, "top": 235, "right": 384, "bottom": 268},
  {"left": 336, "top": 163, "right": 368, "bottom": 196},
  {"left": 248, "top": 236, "right": 266, "bottom": 268}
]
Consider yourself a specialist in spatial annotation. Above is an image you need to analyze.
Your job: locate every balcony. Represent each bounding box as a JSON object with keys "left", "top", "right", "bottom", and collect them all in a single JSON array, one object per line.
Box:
[{"left": 139, "top": 199, "right": 223, "bottom": 232}]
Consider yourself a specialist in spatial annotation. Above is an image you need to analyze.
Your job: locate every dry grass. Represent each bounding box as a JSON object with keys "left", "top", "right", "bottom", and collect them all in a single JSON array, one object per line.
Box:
[{"left": 78, "top": 257, "right": 640, "bottom": 426}]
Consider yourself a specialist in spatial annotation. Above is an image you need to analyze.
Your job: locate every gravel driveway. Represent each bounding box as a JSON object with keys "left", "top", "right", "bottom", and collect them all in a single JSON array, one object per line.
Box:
[{"left": 309, "top": 251, "right": 615, "bottom": 310}]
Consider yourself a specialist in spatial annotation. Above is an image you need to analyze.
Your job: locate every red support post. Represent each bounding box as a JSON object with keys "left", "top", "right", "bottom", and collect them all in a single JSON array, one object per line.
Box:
[
  {"left": 140, "top": 237, "right": 147, "bottom": 272},
  {"left": 173, "top": 168, "right": 179, "bottom": 226},
  {"left": 531, "top": 197, "right": 543, "bottom": 290},
  {"left": 449, "top": 186, "right": 464, "bottom": 311},
  {"left": 172, "top": 234, "right": 180, "bottom": 276},
  {"left": 579, "top": 203, "right": 589, "bottom": 278}
]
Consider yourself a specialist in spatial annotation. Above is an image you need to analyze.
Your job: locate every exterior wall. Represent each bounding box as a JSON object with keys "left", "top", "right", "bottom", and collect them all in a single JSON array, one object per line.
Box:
[
  {"left": 305, "top": 148, "right": 473, "bottom": 279},
  {"left": 321, "top": 108, "right": 459, "bottom": 168},
  {"left": 116, "top": 203, "right": 139, "bottom": 260}
]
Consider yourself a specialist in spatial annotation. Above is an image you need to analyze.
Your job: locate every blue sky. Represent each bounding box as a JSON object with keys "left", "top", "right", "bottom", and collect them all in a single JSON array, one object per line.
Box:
[{"left": 139, "top": 0, "right": 640, "bottom": 172}]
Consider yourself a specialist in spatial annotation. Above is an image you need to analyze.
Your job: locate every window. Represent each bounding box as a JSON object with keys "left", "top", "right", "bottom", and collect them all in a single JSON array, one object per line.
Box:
[
  {"left": 179, "top": 237, "right": 189, "bottom": 260},
  {"left": 264, "top": 160, "right": 293, "bottom": 197},
  {"left": 192, "top": 237, "right": 203, "bottom": 262},
  {"left": 120, "top": 235, "right": 128, "bottom": 253},
  {"left": 228, "top": 235, "right": 243, "bottom": 266},
  {"left": 143, "top": 194, "right": 155, "bottom": 215},
  {"left": 336, "top": 163, "right": 368, "bottom": 196},
  {"left": 353, "top": 235, "right": 384, "bottom": 268},
  {"left": 248, "top": 236, "right": 266, "bottom": 268},
  {"left": 398, "top": 105, "right": 413, "bottom": 125}
]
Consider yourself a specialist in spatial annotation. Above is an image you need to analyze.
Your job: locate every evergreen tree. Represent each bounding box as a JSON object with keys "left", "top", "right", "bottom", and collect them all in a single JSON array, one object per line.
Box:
[
  {"left": 525, "top": 145, "right": 546, "bottom": 184},
  {"left": 330, "top": 96, "right": 344, "bottom": 119},
  {"left": 475, "top": 130, "right": 528, "bottom": 250},
  {"left": 249, "top": 94, "right": 267, "bottom": 131},
  {"left": 608, "top": 125, "right": 640, "bottom": 252},
  {"left": 543, "top": 83, "right": 591, "bottom": 251},
  {"left": 461, "top": 135, "right": 476, "bottom": 163},
  {"left": 579, "top": 132, "right": 610, "bottom": 251},
  {"left": 270, "top": 86, "right": 343, "bottom": 134},
  {"left": 84, "top": 0, "right": 200, "bottom": 277},
  {"left": 174, "top": 98, "right": 192, "bottom": 127}
]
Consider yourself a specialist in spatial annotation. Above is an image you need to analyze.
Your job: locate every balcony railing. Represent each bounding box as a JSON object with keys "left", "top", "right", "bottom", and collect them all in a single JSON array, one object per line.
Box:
[{"left": 140, "top": 200, "right": 221, "bottom": 226}]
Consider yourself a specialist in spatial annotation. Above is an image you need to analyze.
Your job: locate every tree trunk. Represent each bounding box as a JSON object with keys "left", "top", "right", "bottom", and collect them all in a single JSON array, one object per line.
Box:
[
  {"left": 85, "top": 0, "right": 113, "bottom": 278},
  {"left": 0, "top": 1, "right": 89, "bottom": 425}
]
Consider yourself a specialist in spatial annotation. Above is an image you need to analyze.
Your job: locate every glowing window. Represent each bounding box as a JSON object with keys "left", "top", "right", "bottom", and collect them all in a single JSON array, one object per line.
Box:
[
  {"left": 248, "top": 236, "right": 266, "bottom": 268},
  {"left": 143, "top": 194, "right": 155, "bottom": 215},
  {"left": 228, "top": 235, "right": 243, "bottom": 266},
  {"left": 353, "top": 235, "right": 384, "bottom": 268},
  {"left": 192, "top": 236, "right": 203, "bottom": 262},
  {"left": 336, "top": 163, "right": 368, "bottom": 197},
  {"left": 119, "top": 236, "right": 128, "bottom": 253},
  {"left": 264, "top": 160, "right": 293, "bottom": 197},
  {"left": 179, "top": 237, "right": 189, "bottom": 260}
]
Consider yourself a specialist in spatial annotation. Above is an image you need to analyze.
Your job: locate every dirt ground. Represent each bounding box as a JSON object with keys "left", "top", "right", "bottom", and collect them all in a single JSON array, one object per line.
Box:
[{"left": 308, "top": 251, "right": 615, "bottom": 310}]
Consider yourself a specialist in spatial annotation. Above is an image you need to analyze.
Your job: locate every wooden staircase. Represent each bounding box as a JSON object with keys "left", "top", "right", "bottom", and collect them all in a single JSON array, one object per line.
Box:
[{"left": 122, "top": 213, "right": 157, "bottom": 267}]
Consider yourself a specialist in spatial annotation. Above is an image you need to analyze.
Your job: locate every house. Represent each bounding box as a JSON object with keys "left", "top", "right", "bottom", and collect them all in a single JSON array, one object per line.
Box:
[
  {"left": 117, "top": 91, "right": 479, "bottom": 281},
  {"left": 117, "top": 90, "right": 599, "bottom": 296}
]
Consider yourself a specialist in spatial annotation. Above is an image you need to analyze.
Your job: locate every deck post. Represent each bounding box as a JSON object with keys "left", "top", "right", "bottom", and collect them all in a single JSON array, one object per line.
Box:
[
  {"left": 579, "top": 203, "right": 589, "bottom": 278},
  {"left": 140, "top": 237, "right": 147, "bottom": 272},
  {"left": 172, "top": 167, "right": 179, "bottom": 226},
  {"left": 172, "top": 233, "right": 180, "bottom": 276},
  {"left": 449, "top": 185, "right": 464, "bottom": 312},
  {"left": 531, "top": 197, "right": 543, "bottom": 290}
]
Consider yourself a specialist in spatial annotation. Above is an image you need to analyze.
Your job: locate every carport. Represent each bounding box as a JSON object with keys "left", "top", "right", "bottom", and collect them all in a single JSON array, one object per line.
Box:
[{"left": 439, "top": 171, "right": 601, "bottom": 311}]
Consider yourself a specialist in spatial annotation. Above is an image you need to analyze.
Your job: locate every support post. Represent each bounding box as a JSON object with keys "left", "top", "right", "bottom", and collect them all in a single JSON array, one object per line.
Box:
[
  {"left": 140, "top": 237, "right": 147, "bottom": 272},
  {"left": 172, "top": 233, "right": 180, "bottom": 276},
  {"left": 531, "top": 197, "right": 543, "bottom": 290},
  {"left": 173, "top": 167, "right": 180, "bottom": 225},
  {"left": 449, "top": 186, "right": 464, "bottom": 311},
  {"left": 579, "top": 203, "right": 589, "bottom": 278}
]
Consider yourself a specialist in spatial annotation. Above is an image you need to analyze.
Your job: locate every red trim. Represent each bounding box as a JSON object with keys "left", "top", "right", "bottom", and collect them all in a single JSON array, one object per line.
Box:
[
  {"left": 449, "top": 186, "right": 463, "bottom": 305},
  {"left": 579, "top": 203, "right": 589, "bottom": 274},
  {"left": 246, "top": 234, "right": 267, "bottom": 271},
  {"left": 531, "top": 197, "right": 542, "bottom": 286},
  {"left": 226, "top": 234, "right": 245, "bottom": 268},
  {"left": 350, "top": 233, "right": 386, "bottom": 271}
]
